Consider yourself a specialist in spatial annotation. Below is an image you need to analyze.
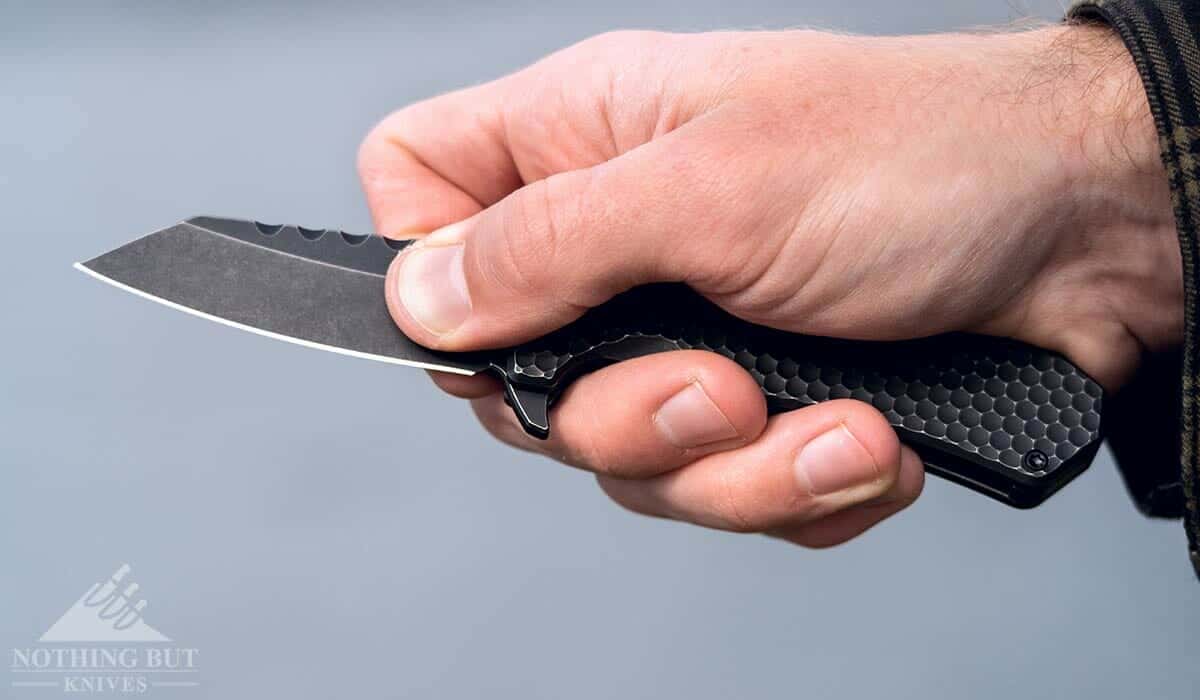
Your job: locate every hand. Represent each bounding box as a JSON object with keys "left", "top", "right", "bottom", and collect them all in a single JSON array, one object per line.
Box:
[{"left": 359, "top": 26, "right": 1180, "bottom": 545}]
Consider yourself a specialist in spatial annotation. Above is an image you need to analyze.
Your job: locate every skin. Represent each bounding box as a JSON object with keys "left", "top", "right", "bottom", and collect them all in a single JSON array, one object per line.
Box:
[{"left": 358, "top": 25, "right": 1183, "bottom": 546}]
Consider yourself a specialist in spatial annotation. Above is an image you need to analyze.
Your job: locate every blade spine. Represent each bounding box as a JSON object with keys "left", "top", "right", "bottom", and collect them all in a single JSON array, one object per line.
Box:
[
  {"left": 72, "top": 262, "right": 476, "bottom": 376},
  {"left": 186, "top": 219, "right": 394, "bottom": 279}
]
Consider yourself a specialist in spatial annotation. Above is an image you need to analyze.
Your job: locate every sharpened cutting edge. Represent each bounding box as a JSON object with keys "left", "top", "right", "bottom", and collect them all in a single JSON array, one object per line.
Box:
[{"left": 74, "top": 261, "right": 477, "bottom": 375}]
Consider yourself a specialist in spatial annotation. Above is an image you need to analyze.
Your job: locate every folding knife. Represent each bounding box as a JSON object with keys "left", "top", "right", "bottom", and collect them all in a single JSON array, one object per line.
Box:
[{"left": 77, "top": 217, "right": 1105, "bottom": 507}]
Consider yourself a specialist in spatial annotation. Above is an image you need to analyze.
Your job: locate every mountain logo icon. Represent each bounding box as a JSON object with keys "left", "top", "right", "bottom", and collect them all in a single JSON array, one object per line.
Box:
[{"left": 39, "top": 564, "right": 170, "bottom": 642}]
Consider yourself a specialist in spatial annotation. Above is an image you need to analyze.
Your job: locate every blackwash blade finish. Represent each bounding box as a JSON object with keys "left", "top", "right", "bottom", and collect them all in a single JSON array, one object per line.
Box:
[
  {"left": 77, "top": 216, "right": 491, "bottom": 375},
  {"left": 78, "top": 216, "right": 1106, "bottom": 508}
]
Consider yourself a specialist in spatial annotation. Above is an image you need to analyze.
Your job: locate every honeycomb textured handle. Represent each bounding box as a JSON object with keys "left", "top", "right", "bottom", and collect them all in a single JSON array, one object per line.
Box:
[{"left": 492, "top": 284, "right": 1104, "bottom": 508}]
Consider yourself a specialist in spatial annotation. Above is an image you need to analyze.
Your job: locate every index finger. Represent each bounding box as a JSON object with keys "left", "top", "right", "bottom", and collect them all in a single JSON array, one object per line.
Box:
[{"left": 357, "top": 80, "right": 523, "bottom": 237}]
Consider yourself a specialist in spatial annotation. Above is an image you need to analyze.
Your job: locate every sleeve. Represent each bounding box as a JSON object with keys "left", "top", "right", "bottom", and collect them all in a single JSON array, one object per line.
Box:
[{"left": 1068, "top": 0, "right": 1200, "bottom": 578}]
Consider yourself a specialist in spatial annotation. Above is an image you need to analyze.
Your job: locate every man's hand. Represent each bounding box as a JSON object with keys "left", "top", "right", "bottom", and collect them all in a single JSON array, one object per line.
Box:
[{"left": 358, "top": 26, "right": 1180, "bottom": 545}]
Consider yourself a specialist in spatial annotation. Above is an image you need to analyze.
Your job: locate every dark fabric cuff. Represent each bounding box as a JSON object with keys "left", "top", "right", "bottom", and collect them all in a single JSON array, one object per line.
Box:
[{"left": 1068, "top": 0, "right": 1200, "bottom": 577}]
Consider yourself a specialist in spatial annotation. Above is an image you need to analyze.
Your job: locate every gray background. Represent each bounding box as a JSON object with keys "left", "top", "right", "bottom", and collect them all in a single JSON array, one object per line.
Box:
[{"left": 3, "top": 1, "right": 1198, "bottom": 698}]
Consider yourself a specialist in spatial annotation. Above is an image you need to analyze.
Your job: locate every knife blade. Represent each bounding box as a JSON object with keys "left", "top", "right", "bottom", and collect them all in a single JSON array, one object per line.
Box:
[
  {"left": 76, "top": 216, "right": 492, "bottom": 375},
  {"left": 77, "top": 216, "right": 1105, "bottom": 508}
]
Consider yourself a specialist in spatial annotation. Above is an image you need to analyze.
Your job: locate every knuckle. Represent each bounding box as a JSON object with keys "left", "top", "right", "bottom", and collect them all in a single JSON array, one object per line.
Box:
[
  {"left": 711, "top": 465, "right": 762, "bottom": 533},
  {"left": 491, "top": 173, "right": 600, "bottom": 306},
  {"left": 356, "top": 91, "right": 459, "bottom": 174},
  {"left": 491, "top": 182, "right": 560, "bottom": 296},
  {"left": 570, "top": 437, "right": 665, "bottom": 481},
  {"left": 588, "top": 460, "right": 623, "bottom": 478},
  {"left": 547, "top": 392, "right": 642, "bottom": 478},
  {"left": 589, "top": 460, "right": 641, "bottom": 480},
  {"left": 896, "top": 480, "right": 922, "bottom": 508},
  {"left": 356, "top": 104, "right": 428, "bottom": 184},
  {"left": 595, "top": 478, "right": 656, "bottom": 519},
  {"left": 357, "top": 107, "right": 411, "bottom": 159},
  {"left": 894, "top": 455, "right": 926, "bottom": 507},
  {"left": 355, "top": 114, "right": 396, "bottom": 180},
  {"left": 539, "top": 171, "right": 592, "bottom": 252},
  {"left": 569, "top": 432, "right": 631, "bottom": 479}
]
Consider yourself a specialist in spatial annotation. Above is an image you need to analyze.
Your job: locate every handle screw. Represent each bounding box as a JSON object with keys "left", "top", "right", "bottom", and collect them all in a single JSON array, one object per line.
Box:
[{"left": 1023, "top": 449, "right": 1049, "bottom": 472}]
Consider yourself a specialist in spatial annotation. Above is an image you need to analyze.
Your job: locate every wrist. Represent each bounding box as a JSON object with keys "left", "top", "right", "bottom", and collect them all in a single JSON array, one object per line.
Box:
[
  {"left": 1015, "top": 25, "right": 1181, "bottom": 386},
  {"left": 1037, "top": 25, "right": 1164, "bottom": 199}
]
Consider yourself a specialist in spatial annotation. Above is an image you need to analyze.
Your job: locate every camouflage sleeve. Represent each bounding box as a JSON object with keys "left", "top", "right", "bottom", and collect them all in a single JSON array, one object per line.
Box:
[{"left": 1068, "top": 0, "right": 1200, "bottom": 577}]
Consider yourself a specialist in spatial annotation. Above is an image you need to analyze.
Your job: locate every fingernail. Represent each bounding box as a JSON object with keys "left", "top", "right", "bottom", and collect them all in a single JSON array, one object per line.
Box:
[
  {"left": 794, "top": 424, "right": 880, "bottom": 496},
  {"left": 396, "top": 243, "right": 471, "bottom": 336},
  {"left": 654, "top": 382, "right": 739, "bottom": 449}
]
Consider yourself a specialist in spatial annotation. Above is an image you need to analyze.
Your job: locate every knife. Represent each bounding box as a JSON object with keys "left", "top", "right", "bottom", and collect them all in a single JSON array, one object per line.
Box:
[{"left": 76, "top": 216, "right": 1104, "bottom": 508}]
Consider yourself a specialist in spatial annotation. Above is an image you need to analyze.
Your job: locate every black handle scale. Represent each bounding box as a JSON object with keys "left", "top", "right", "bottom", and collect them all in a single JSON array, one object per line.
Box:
[{"left": 489, "top": 284, "right": 1103, "bottom": 508}]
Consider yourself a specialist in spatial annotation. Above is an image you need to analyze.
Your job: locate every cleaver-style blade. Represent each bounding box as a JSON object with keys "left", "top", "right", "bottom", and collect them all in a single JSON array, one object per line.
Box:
[
  {"left": 78, "top": 216, "right": 1106, "bottom": 509},
  {"left": 76, "top": 216, "right": 490, "bottom": 375}
]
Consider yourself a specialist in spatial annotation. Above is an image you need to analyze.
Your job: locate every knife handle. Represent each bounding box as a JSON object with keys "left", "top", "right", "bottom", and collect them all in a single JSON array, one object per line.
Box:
[{"left": 489, "top": 284, "right": 1104, "bottom": 508}]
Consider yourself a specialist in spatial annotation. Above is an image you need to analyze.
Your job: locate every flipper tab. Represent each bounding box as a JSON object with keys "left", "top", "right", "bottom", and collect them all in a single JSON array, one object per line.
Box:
[{"left": 503, "top": 384, "right": 551, "bottom": 439}]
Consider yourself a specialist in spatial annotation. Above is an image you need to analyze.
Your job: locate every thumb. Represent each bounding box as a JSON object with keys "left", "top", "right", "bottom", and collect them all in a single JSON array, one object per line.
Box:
[{"left": 383, "top": 126, "right": 734, "bottom": 350}]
